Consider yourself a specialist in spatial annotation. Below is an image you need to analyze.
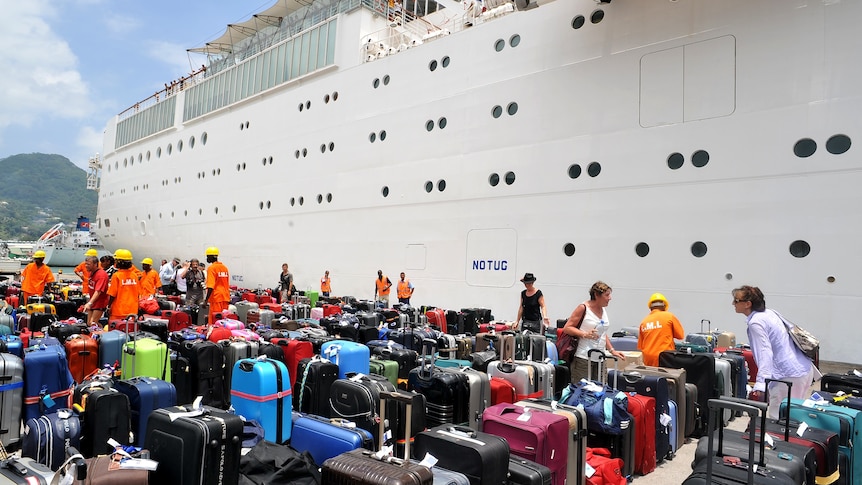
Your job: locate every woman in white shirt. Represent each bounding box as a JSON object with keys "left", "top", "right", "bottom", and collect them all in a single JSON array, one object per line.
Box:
[{"left": 561, "top": 281, "right": 627, "bottom": 383}]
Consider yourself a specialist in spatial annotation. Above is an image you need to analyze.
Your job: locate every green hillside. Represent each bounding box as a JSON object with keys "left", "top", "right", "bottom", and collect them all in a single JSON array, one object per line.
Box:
[{"left": 0, "top": 153, "right": 98, "bottom": 240}]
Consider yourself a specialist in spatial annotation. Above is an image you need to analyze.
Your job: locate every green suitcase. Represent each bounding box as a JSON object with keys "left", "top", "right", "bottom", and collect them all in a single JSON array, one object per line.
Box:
[
  {"left": 121, "top": 338, "right": 171, "bottom": 382},
  {"left": 368, "top": 358, "right": 398, "bottom": 386}
]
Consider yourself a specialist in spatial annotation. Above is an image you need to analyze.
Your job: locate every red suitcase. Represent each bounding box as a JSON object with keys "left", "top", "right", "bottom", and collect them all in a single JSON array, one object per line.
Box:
[
  {"left": 271, "top": 338, "right": 314, "bottom": 389},
  {"left": 64, "top": 334, "right": 100, "bottom": 383},
  {"left": 259, "top": 302, "right": 281, "bottom": 312},
  {"left": 161, "top": 310, "right": 191, "bottom": 332},
  {"left": 425, "top": 309, "right": 446, "bottom": 333},
  {"left": 490, "top": 376, "right": 517, "bottom": 405},
  {"left": 626, "top": 393, "right": 657, "bottom": 475},
  {"left": 323, "top": 304, "right": 342, "bottom": 317},
  {"left": 715, "top": 346, "right": 757, "bottom": 383}
]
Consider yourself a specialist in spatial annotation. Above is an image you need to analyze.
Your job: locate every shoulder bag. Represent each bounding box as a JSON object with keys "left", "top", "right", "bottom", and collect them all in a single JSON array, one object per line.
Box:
[
  {"left": 556, "top": 303, "right": 586, "bottom": 362},
  {"left": 772, "top": 310, "right": 820, "bottom": 361}
]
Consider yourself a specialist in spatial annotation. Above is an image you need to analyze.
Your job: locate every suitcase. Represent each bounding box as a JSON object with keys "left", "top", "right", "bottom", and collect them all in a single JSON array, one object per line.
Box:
[
  {"left": 145, "top": 405, "right": 243, "bottom": 485},
  {"left": 439, "top": 366, "right": 490, "bottom": 431},
  {"left": 293, "top": 356, "right": 338, "bottom": 416},
  {"left": 821, "top": 372, "right": 862, "bottom": 397},
  {"left": 413, "top": 424, "right": 509, "bottom": 485},
  {"left": 321, "top": 340, "right": 371, "bottom": 379},
  {"left": 140, "top": 317, "right": 169, "bottom": 342},
  {"left": 369, "top": 358, "right": 399, "bottom": 386},
  {"left": 0, "top": 335, "right": 23, "bottom": 358},
  {"left": 330, "top": 373, "right": 397, "bottom": 447},
  {"left": 0, "top": 456, "right": 57, "bottom": 484},
  {"left": 372, "top": 346, "right": 418, "bottom": 380},
  {"left": 486, "top": 333, "right": 543, "bottom": 402},
  {"left": 47, "top": 320, "right": 89, "bottom": 343},
  {"left": 508, "top": 456, "right": 554, "bottom": 485},
  {"left": 291, "top": 412, "right": 374, "bottom": 466},
  {"left": 63, "top": 334, "right": 99, "bottom": 383},
  {"left": 229, "top": 357, "right": 292, "bottom": 443},
  {"left": 322, "top": 390, "right": 433, "bottom": 485},
  {"left": 26, "top": 304, "right": 55, "bottom": 315},
  {"left": 121, "top": 337, "right": 171, "bottom": 382},
  {"left": 21, "top": 409, "right": 81, "bottom": 471},
  {"left": 490, "top": 377, "right": 517, "bottom": 406},
  {"left": 714, "top": 358, "right": 734, "bottom": 425},
  {"left": 607, "top": 369, "right": 672, "bottom": 461},
  {"left": 22, "top": 344, "right": 74, "bottom": 421},
  {"left": 407, "top": 341, "right": 470, "bottom": 428},
  {"left": 27, "top": 312, "right": 58, "bottom": 332},
  {"left": 78, "top": 385, "right": 132, "bottom": 458},
  {"left": 270, "top": 338, "right": 313, "bottom": 390},
  {"left": 113, "top": 376, "right": 177, "bottom": 447},
  {"left": 658, "top": 350, "right": 716, "bottom": 437},
  {"left": 175, "top": 339, "right": 227, "bottom": 408},
  {"left": 481, "top": 403, "right": 569, "bottom": 485},
  {"left": 624, "top": 393, "right": 657, "bottom": 475},
  {"left": 0, "top": 353, "right": 24, "bottom": 449},
  {"left": 220, "top": 339, "right": 260, "bottom": 403}
]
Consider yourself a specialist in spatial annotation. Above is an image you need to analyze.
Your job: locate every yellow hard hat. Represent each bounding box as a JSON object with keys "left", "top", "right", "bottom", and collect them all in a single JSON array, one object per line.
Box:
[
  {"left": 33, "top": 250, "right": 47, "bottom": 259},
  {"left": 141, "top": 257, "right": 153, "bottom": 266},
  {"left": 648, "top": 292, "right": 669, "bottom": 310},
  {"left": 205, "top": 246, "right": 219, "bottom": 256},
  {"left": 114, "top": 249, "right": 133, "bottom": 261},
  {"left": 85, "top": 249, "right": 98, "bottom": 257}
]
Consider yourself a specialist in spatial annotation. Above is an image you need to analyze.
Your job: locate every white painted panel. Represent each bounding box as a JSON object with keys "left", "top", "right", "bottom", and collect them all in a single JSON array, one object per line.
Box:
[
  {"left": 639, "top": 47, "right": 683, "bottom": 127},
  {"left": 405, "top": 244, "right": 426, "bottom": 270},
  {"left": 684, "top": 36, "right": 736, "bottom": 121}
]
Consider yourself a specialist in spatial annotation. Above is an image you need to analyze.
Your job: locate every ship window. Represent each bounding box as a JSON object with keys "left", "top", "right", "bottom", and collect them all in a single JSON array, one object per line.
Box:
[
  {"left": 317, "top": 194, "right": 323, "bottom": 204},
  {"left": 329, "top": 142, "right": 335, "bottom": 151},
  {"left": 259, "top": 202, "right": 264, "bottom": 210},
  {"left": 429, "top": 60, "right": 438, "bottom": 72},
  {"left": 438, "top": 117, "right": 447, "bottom": 129},
  {"left": 236, "top": 164, "right": 241, "bottom": 171},
  {"left": 426, "top": 120, "right": 435, "bottom": 132},
  {"left": 299, "top": 197, "right": 304, "bottom": 205},
  {"left": 379, "top": 130, "right": 387, "bottom": 141},
  {"left": 505, "top": 171, "right": 516, "bottom": 185},
  {"left": 424, "top": 181, "right": 433, "bottom": 193},
  {"left": 123, "top": 158, "right": 128, "bottom": 167},
  {"left": 327, "top": 193, "right": 332, "bottom": 202},
  {"left": 241, "top": 163, "right": 246, "bottom": 170},
  {"left": 568, "top": 164, "right": 582, "bottom": 179},
  {"left": 159, "top": 213, "right": 162, "bottom": 219},
  {"left": 245, "top": 122, "right": 249, "bottom": 129},
  {"left": 509, "top": 35, "right": 521, "bottom": 48},
  {"left": 492, "top": 106, "right": 503, "bottom": 118},
  {"left": 138, "top": 153, "right": 142, "bottom": 163},
  {"left": 262, "top": 158, "right": 267, "bottom": 166},
  {"left": 298, "top": 103, "right": 304, "bottom": 112},
  {"left": 370, "top": 132, "right": 377, "bottom": 143},
  {"left": 295, "top": 150, "right": 301, "bottom": 158},
  {"left": 635, "top": 242, "right": 650, "bottom": 257},
  {"left": 156, "top": 147, "right": 161, "bottom": 158},
  {"left": 793, "top": 138, "right": 817, "bottom": 158},
  {"left": 324, "top": 94, "right": 330, "bottom": 103},
  {"left": 383, "top": 75, "right": 390, "bottom": 85},
  {"left": 266, "top": 201, "right": 271, "bottom": 209},
  {"left": 268, "top": 156, "right": 273, "bottom": 165},
  {"left": 691, "top": 150, "right": 709, "bottom": 167},
  {"left": 373, "top": 78, "right": 380, "bottom": 89},
  {"left": 489, "top": 173, "right": 500, "bottom": 186},
  {"left": 240, "top": 122, "right": 245, "bottom": 130},
  {"left": 214, "top": 207, "right": 219, "bottom": 214},
  {"left": 290, "top": 197, "right": 296, "bottom": 206},
  {"left": 333, "top": 92, "right": 339, "bottom": 101},
  {"left": 507, "top": 103, "right": 518, "bottom": 116},
  {"left": 178, "top": 140, "right": 184, "bottom": 152},
  {"left": 591, "top": 10, "right": 605, "bottom": 24},
  {"left": 306, "top": 101, "right": 311, "bottom": 110},
  {"left": 232, "top": 205, "right": 236, "bottom": 213},
  {"left": 321, "top": 144, "right": 326, "bottom": 153},
  {"left": 170, "top": 212, "right": 174, "bottom": 218},
  {"left": 442, "top": 56, "right": 450, "bottom": 68},
  {"left": 302, "top": 148, "right": 308, "bottom": 157},
  {"left": 184, "top": 210, "right": 188, "bottom": 216},
  {"left": 667, "top": 153, "right": 684, "bottom": 170},
  {"left": 826, "top": 134, "right": 851, "bottom": 155},
  {"left": 167, "top": 143, "right": 173, "bottom": 155},
  {"left": 189, "top": 136, "right": 195, "bottom": 148},
  {"left": 572, "top": 16, "right": 586, "bottom": 29},
  {"left": 827, "top": 275, "right": 836, "bottom": 283},
  {"left": 198, "top": 208, "right": 202, "bottom": 215},
  {"left": 202, "top": 132, "right": 208, "bottom": 145},
  {"left": 563, "top": 243, "right": 576, "bottom": 257},
  {"left": 789, "top": 240, "right": 810, "bottom": 258},
  {"left": 494, "top": 39, "right": 505, "bottom": 52},
  {"left": 587, "top": 162, "right": 602, "bottom": 177},
  {"left": 691, "top": 241, "right": 708, "bottom": 258},
  {"left": 146, "top": 151, "right": 151, "bottom": 161},
  {"left": 104, "top": 219, "right": 111, "bottom": 228},
  {"left": 438, "top": 180, "right": 446, "bottom": 192},
  {"left": 382, "top": 186, "right": 390, "bottom": 197}
]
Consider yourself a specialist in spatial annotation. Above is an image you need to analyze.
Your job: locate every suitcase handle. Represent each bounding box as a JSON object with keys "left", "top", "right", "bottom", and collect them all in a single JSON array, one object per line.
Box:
[
  {"left": 764, "top": 378, "right": 793, "bottom": 441},
  {"left": 705, "top": 398, "right": 767, "bottom": 483},
  {"left": 379, "top": 390, "right": 415, "bottom": 462},
  {"left": 700, "top": 319, "right": 711, "bottom": 334}
]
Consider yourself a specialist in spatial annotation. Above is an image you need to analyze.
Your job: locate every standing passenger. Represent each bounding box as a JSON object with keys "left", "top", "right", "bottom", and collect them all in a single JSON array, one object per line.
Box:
[
  {"left": 513, "top": 272, "right": 550, "bottom": 334},
  {"left": 397, "top": 272, "right": 414, "bottom": 305},
  {"left": 205, "top": 247, "right": 230, "bottom": 326},
  {"left": 279, "top": 264, "right": 294, "bottom": 303},
  {"left": 320, "top": 270, "right": 331, "bottom": 297},
  {"left": 561, "top": 281, "right": 626, "bottom": 383},
  {"left": 175, "top": 260, "right": 189, "bottom": 301},
  {"left": 638, "top": 293, "right": 685, "bottom": 366},
  {"left": 184, "top": 259, "right": 205, "bottom": 306}
]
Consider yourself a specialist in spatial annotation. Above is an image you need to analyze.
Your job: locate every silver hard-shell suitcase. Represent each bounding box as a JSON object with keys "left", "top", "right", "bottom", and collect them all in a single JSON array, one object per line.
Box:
[
  {"left": 0, "top": 353, "right": 24, "bottom": 449},
  {"left": 439, "top": 366, "right": 490, "bottom": 431}
]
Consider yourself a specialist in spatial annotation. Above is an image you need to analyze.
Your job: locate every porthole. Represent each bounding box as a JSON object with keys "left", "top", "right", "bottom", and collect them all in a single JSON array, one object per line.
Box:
[
  {"left": 635, "top": 242, "right": 650, "bottom": 257},
  {"left": 184, "top": 210, "right": 188, "bottom": 216},
  {"left": 232, "top": 205, "right": 237, "bottom": 213},
  {"left": 324, "top": 94, "right": 331, "bottom": 103},
  {"left": 198, "top": 208, "right": 202, "bottom": 215},
  {"left": 201, "top": 132, "right": 208, "bottom": 145},
  {"left": 333, "top": 92, "right": 339, "bottom": 101},
  {"left": 691, "top": 241, "right": 708, "bottom": 258},
  {"left": 298, "top": 103, "right": 304, "bottom": 112},
  {"left": 667, "top": 153, "right": 684, "bottom": 170},
  {"left": 563, "top": 243, "right": 576, "bottom": 257},
  {"left": 240, "top": 122, "right": 245, "bottom": 130},
  {"left": 317, "top": 194, "right": 323, "bottom": 204},
  {"left": 146, "top": 151, "right": 151, "bottom": 161},
  {"left": 123, "top": 158, "right": 128, "bottom": 167},
  {"left": 266, "top": 201, "right": 271, "bottom": 209},
  {"left": 437, "top": 180, "right": 446, "bottom": 192},
  {"left": 295, "top": 150, "right": 301, "bottom": 159},
  {"left": 509, "top": 34, "right": 521, "bottom": 48},
  {"left": 241, "top": 163, "right": 246, "bottom": 170},
  {"left": 426, "top": 120, "right": 435, "bottom": 132},
  {"left": 429, "top": 60, "right": 438, "bottom": 71},
  {"left": 299, "top": 197, "right": 304, "bottom": 206},
  {"left": 438, "top": 117, "right": 447, "bottom": 129},
  {"left": 214, "top": 207, "right": 219, "bottom": 214},
  {"left": 321, "top": 144, "right": 327, "bottom": 153},
  {"left": 793, "top": 138, "right": 817, "bottom": 158},
  {"left": 290, "top": 197, "right": 296, "bottom": 206},
  {"left": 167, "top": 143, "right": 173, "bottom": 155},
  {"left": 373, "top": 78, "right": 380, "bottom": 88},
  {"left": 130, "top": 158, "right": 134, "bottom": 166},
  {"left": 425, "top": 181, "right": 433, "bottom": 193},
  {"left": 138, "top": 154, "right": 142, "bottom": 163},
  {"left": 827, "top": 275, "right": 836, "bottom": 283},
  {"left": 505, "top": 171, "right": 516, "bottom": 185},
  {"left": 568, "top": 164, "right": 582, "bottom": 179},
  {"left": 302, "top": 148, "right": 308, "bottom": 157},
  {"left": 259, "top": 202, "right": 264, "bottom": 210},
  {"left": 268, "top": 156, "right": 273, "bottom": 165},
  {"left": 382, "top": 186, "right": 390, "bottom": 197},
  {"left": 245, "top": 121, "right": 249, "bottom": 129},
  {"left": 441, "top": 56, "right": 450, "bottom": 68},
  {"left": 329, "top": 142, "right": 335, "bottom": 152},
  {"left": 572, "top": 15, "right": 586, "bottom": 29},
  {"left": 217, "top": 168, "right": 221, "bottom": 175},
  {"left": 494, "top": 39, "right": 505, "bottom": 52},
  {"left": 383, "top": 75, "right": 390, "bottom": 85},
  {"left": 587, "top": 162, "right": 602, "bottom": 177},
  {"left": 507, "top": 102, "right": 518, "bottom": 116},
  {"left": 489, "top": 173, "right": 500, "bottom": 186},
  {"left": 370, "top": 132, "right": 377, "bottom": 143},
  {"left": 789, "top": 240, "right": 811, "bottom": 258},
  {"left": 591, "top": 10, "right": 605, "bottom": 24},
  {"left": 306, "top": 101, "right": 311, "bottom": 110},
  {"left": 379, "top": 130, "right": 387, "bottom": 141},
  {"left": 262, "top": 158, "right": 268, "bottom": 166},
  {"left": 826, "top": 134, "right": 851, "bottom": 155},
  {"left": 492, "top": 106, "right": 503, "bottom": 118},
  {"left": 326, "top": 193, "right": 332, "bottom": 202},
  {"left": 177, "top": 140, "right": 183, "bottom": 152},
  {"left": 691, "top": 150, "right": 709, "bottom": 167},
  {"left": 189, "top": 136, "right": 195, "bottom": 148}
]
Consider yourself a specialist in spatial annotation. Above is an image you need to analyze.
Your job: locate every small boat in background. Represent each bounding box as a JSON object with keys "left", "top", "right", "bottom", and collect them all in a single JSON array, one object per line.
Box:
[{"left": 33, "top": 216, "right": 110, "bottom": 267}]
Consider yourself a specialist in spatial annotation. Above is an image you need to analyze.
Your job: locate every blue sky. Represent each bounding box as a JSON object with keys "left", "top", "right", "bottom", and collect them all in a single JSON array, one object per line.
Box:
[{"left": 0, "top": 0, "right": 274, "bottom": 170}]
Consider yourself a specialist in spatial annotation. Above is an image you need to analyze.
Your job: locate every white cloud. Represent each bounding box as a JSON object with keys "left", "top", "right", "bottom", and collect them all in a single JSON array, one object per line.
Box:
[
  {"left": 0, "top": 1, "right": 92, "bottom": 130},
  {"left": 146, "top": 40, "right": 197, "bottom": 80},
  {"left": 103, "top": 13, "right": 140, "bottom": 36}
]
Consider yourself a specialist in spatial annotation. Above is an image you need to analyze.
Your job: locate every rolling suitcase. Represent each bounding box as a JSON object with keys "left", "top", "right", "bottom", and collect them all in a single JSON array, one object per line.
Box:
[
  {"left": 516, "top": 396, "right": 589, "bottom": 485},
  {"left": 330, "top": 373, "right": 397, "bottom": 447},
  {"left": 229, "top": 357, "right": 292, "bottom": 443},
  {"left": 22, "top": 344, "right": 74, "bottom": 421},
  {"left": 0, "top": 456, "right": 57, "bottom": 484},
  {"left": 413, "top": 424, "right": 509, "bottom": 485},
  {"left": 270, "top": 338, "right": 313, "bottom": 390},
  {"left": 658, "top": 350, "right": 716, "bottom": 437},
  {"left": 321, "top": 390, "right": 433, "bottom": 485},
  {"left": 20, "top": 409, "right": 81, "bottom": 471},
  {"left": 0, "top": 335, "right": 23, "bottom": 358},
  {"left": 63, "top": 334, "right": 99, "bottom": 383},
  {"left": 0, "top": 353, "right": 24, "bottom": 449},
  {"left": 77, "top": 384, "right": 132, "bottom": 458},
  {"left": 486, "top": 335, "right": 542, "bottom": 401},
  {"left": 821, "top": 372, "right": 862, "bottom": 397},
  {"left": 291, "top": 412, "right": 373, "bottom": 466},
  {"left": 113, "top": 376, "right": 177, "bottom": 447},
  {"left": 176, "top": 339, "right": 227, "bottom": 408},
  {"left": 121, "top": 337, "right": 171, "bottom": 382},
  {"left": 438, "top": 366, "right": 490, "bottom": 431},
  {"left": 145, "top": 404, "right": 243, "bottom": 485},
  {"left": 220, "top": 338, "right": 259, "bottom": 404},
  {"left": 321, "top": 340, "right": 371, "bottom": 379},
  {"left": 507, "top": 456, "right": 553, "bottom": 485},
  {"left": 624, "top": 393, "right": 657, "bottom": 475},
  {"left": 407, "top": 340, "right": 469, "bottom": 428},
  {"left": 369, "top": 357, "right": 399, "bottom": 386},
  {"left": 293, "top": 356, "right": 338, "bottom": 416},
  {"left": 607, "top": 369, "right": 672, "bottom": 461}
]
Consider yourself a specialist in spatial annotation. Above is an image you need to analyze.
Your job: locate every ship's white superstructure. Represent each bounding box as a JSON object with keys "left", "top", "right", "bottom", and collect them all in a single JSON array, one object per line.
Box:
[{"left": 95, "top": 0, "right": 862, "bottom": 363}]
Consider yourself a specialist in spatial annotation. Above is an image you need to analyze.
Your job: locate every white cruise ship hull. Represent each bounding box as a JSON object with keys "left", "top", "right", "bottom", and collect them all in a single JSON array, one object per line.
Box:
[{"left": 96, "top": 0, "right": 862, "bottom": 363}]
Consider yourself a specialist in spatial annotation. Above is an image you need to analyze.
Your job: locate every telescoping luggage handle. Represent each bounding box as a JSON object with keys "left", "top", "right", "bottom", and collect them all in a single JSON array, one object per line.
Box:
[
  {"left": 587, "top": 348, "right": 620, "bottom": 390},
  {"left": 377, "top": 390, "right": 415, "bottom": 464},
  {"left": 418, "top": 338, "right": 437, "bottom": 377},
  {"left": 764, "top": 378, "right": 793, "bottom": 442},
  {"left": 704, "top": 398, "right": 768, "bottom": 484}
]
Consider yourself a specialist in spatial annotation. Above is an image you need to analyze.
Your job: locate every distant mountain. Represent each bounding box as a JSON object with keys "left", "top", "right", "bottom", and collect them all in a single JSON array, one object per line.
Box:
[{"left": 0, "top": 153, "right": 97, "bottom": 240}]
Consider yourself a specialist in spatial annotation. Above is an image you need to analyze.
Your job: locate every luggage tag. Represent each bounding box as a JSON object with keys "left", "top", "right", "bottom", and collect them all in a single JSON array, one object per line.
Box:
[
  {"left": 418, "top": 453, "right": 438, "bottom": 468},
  {"left": 43, "top": 394, "right": 56, "bottom": 409},
  {"left": 168, "top": 396, "right": 205, "bottom": 421},
  {"left": 517, "top": 408, "right": 533, "bottom": 422},
  {"left": 853, "top": 369, "right": 862, "bottom": 377},
  {"left": 764, "top": 432, "right": 775, "bottom": 449},
  {"left": 659, "top": 413, "right": 672, "bottom": 427},
  {"left": 796, "top": 421, "right": 809, "bottom": 437},
  {"left": 584, "top": 462, "right": 596, "bottom": 478}
]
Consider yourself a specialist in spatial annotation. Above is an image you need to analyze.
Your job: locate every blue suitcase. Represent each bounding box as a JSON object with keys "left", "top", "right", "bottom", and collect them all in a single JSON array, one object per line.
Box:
[
  {"left": 291, "top": 412, "right": 373, "bottom": 466},
  {"left": 94, "top": 330, "right": 126, "bottom": 370},
  {"left": 113, "top": 376, "right": 177, "bottom": 446},
  {"left": 27, "top": 336, "right": 62, "bottom": 348},
  {"left": 230, "top": 357, "right": 292, "bottom": 443},
  {"left": 21, "top": 409, "right": 81, "bottom": 471},
  {"left": 22, "top": 345, "right": 74, "bottom": 421},
  {"left": 667, "top": 399, "right": 679, "bottom": 456},
  {"left": 0, "top": 335, "right": 23, "bottom": 357},
  {"left": 608, "top": 336, "right": 639, "bottom": 351},
  {"left": 321, "top": 340, "right": 370, "bottom": 379}
]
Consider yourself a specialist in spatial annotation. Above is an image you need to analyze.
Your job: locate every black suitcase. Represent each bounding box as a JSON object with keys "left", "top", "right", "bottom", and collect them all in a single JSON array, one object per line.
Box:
[
  {"left": 176, "top": 339, "right": 226, "bottom": 408},
  {"left": 21, "top": 409, "right": 82, "bottom": 471},
  {"left": 140, "top": 319, "right": 169, "bottom": 342},
  {"left": 413, "top": 424, "right": 509, "bottom": 485},
  {"left": 293, "top": 357, "right": 338, "bottom": 416},
  {"left": 47, "top": 321, "right": 89, "bottom": 343},
  {"left": 659, "top": 351, "right": 717, "bottom": 437},
  {"left": 507, "top": 456, "right": 552, "bottom": 485},
  {"left": 407, "top": 341, "right": 469, "bottom": 428},
  {"left": 78, "top": 387, "right": 132, "bottom": 458},
  {"left": 373, "top": 346, "right": 418, "bottom": 379},
  {"left": 330, "top": 373, "right": 396, "bottom": 447},
  {"left": 29, "top": 312, "right": 58, "bottom": 332},
  {"left": 257, "top": 341, "right": 286, "bottom": 364},
  {"left": 170, "top": 351, "right": 194, "bottom": 405},
  {"left": 821, "top": 372, "right": 862, "bottom": 397},
  {"left": 52, "top": 301, "right": 78, "bottom": 320},
  {"left": 145, "top": 405, "right": 243, "bottom": 485},
  {"left": 608, "top": 370, "right": 672, "bottom": 461}
]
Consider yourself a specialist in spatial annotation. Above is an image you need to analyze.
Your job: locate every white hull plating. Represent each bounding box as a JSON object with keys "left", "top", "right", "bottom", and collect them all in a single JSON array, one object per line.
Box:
[{"left": 96, "top": 0, "right": 862, "bottom": 363}]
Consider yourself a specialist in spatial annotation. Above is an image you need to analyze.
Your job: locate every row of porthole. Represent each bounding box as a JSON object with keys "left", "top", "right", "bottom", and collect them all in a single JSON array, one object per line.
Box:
[
  {"left": 668, "top": 150, "right": 710, "bottom": 170},
  {"left": 197, "top": 168, "right": 222, "bottom": 179},
  {"left": 372, "top": 75, "right": 392, "bottom": 89},
  {"left": 562, "top": 240, "right": 812, "bottom": 259},
  {"left": 114, "top": 132, "right": 208, "bottom": 172},
  {"left": 239, "top": 122, "right": 251, "bottom": 130},
  {"left": 369, "top": 131, "right": 388, "bottom": 143},
  {"left": 148, "top": 193, "right": 336, "bottom": 219},
  {"left": 794, "top": 134, "right": 851, "bottom": 158},
  {"left": 568, "top": 162, "right": 602, "bottom": 179},
  {"left": 426, "top": 118, "right": 448, "bottom": 131},
  {"left": 429, "top": 56, "right": 451, "bottom": 71},
  {"left": 494, "top": 34, "right": 521, "bottom": 52},
  {"left": 572, "top": 10, "right": 605, "bottom": 30},
  {"left": 492, "top": 103, "right": 518, "bottom": 118}
]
